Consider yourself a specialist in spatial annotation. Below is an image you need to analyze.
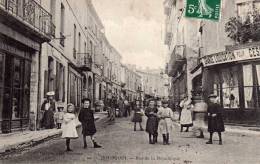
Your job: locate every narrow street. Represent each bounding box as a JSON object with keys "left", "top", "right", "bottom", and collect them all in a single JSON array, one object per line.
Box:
[{"left": 2, "top": 116, "right": 260, "bottom": 164}]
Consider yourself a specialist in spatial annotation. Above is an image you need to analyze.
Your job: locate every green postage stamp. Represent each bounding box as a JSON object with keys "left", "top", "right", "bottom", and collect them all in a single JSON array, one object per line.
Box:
[{"left": 185, "top": 0, "right": 221, "bottom": 21}]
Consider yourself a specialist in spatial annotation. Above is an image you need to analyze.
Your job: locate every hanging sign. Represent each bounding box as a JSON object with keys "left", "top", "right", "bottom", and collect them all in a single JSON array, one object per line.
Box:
[{"left": 185, "top": 0, "right": 221, "bottom": 21}]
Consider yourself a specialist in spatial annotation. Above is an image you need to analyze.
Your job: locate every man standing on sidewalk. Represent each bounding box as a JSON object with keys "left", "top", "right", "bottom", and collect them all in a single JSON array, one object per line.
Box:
[
  {"left": 206, "top": 94, "right": 225, "bottom": 145},
  {"left": 79, "top": 98, "right": 102, "bottom": 149}
]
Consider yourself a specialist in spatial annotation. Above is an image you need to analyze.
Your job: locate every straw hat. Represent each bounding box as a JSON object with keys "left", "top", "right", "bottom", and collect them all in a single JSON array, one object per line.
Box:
[{"left": 46, "top": 91, "right": 55, "bottom": 96}]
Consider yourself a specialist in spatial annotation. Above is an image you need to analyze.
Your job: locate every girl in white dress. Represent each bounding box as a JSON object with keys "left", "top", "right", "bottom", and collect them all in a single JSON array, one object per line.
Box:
[
  {"left": 62, "top": 103, "right": 78, "bottom": 151},
  {"left": 158, "top": 100, "right": 174, "bottom": 145}
]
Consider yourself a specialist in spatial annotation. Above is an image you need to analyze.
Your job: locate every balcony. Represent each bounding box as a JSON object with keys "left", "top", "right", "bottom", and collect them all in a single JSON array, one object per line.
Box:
[
  {"left": 167, "top": 45, "right": 186, "bottom": 77},
  {"left": 0, "top": 0, "right": 55, "bottom": 42},
  {"left": 77, "top": 53, "right": 92, "bottom": 71}
]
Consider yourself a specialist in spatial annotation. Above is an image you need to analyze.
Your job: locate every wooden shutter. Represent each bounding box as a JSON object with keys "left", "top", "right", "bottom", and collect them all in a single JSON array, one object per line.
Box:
[{"left": 44, "top": 70, "right": 48, "bottom": 98}]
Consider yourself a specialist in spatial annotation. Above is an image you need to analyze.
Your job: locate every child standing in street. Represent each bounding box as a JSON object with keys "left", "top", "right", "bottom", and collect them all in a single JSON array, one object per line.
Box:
[
  {"left": 158, "top": 100, "right": 174, "bottom": 145},
  {"left": 79, "top": 98, "right": 102, "bottom": 149},
  {"left": 56, "top": 107, "right": 64, "bottom": 129},
  {"left": 61, "top": 103, "right": 78, "bottom": 151}
]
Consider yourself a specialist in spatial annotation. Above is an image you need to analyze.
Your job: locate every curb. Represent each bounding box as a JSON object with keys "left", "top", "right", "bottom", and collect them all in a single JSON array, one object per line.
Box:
[
  {"left": 0, "top": 115, "right": 103, "bottom": 157},
  {"left": 172, "top": 121, "right": 260, "bottom": 137}
]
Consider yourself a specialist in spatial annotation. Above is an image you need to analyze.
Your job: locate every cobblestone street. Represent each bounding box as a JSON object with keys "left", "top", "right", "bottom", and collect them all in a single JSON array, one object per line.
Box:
[{"left": 2, "top": 116, "right": 260, "bottom": 164}]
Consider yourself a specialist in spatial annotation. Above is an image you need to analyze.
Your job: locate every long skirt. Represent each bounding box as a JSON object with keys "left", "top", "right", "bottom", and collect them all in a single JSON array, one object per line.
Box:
[
  {"left": 159, "top": 118, "right": 173, "bottom": 134},
  {"left": 132, "top": 112, "right": 142, "bottom": 123},
  {"left": 61, "top": 121, "right": 78, "bottom": 139},
  {"left": 82, "top": 122, "right": 97, "bottom": 136},
  {"left": 180, "top": 109, "right": 193, "bottom": 127},
  {"left": 41, "top": 110, "right": 55, "bottom": 129},
  {"left": 146, "top": 116, "right": 158, "bottom": 134},
  {"left": 208, "top": 116, "right": 225, "bottom": 132}
]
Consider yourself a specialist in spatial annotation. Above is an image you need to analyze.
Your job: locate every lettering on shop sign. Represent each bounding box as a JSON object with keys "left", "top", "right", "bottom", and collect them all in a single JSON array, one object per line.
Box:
[{"left": 201, "top": 45, "right": 260, "bottom": 67}]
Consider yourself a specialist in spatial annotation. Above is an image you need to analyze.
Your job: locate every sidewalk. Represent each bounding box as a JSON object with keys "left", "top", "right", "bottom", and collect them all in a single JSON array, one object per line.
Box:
[
  {"left": 173, "top": 121, "right": 260, "bottom": 137},
  {"left": 0, "top": 112, "right": 107, "bottom": 156}
]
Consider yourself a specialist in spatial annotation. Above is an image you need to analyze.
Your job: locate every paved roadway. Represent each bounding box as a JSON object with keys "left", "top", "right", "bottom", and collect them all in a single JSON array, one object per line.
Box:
[{"left": 2, "top": 116, "right": 260, "bottom": 164}]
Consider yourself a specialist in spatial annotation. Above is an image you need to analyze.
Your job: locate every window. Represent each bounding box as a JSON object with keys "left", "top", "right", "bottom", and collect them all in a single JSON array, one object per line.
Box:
[
  {"left": 90, "top": 41, "right": 93, "bottom": 57},
  {"left": 84, "top": 42, "right": 87, "bottom": 55},
  {"left": 78, "top": 32, "right": 81, "bottom": 53},
  {"left": 73, "top": 24, "right": 77, "bottom": 59},
  {"left": 255, "top": 64, "right": 260, "bottom": 107},
  {"left": 0, "top": 54, "right": 4, "bottom": 121},
  {"left": 55, "top": 62, "right": 65, "bottom": 102},
  {"left": 237, "top": 1, "right": 260, "bottom": 22},
  {"left": 60, "top": 3, "right": 65, "bottom": 46},
  {"left": 221, "top": 66, "right": 240, "bottom": 108},
  {"left": 212, "top": 72, "right": 221, "bottom": 104},
  {"left": 48, "top": 57, "right": 55, "bottom": 92},
  {"left": 243, "top": 64, "right": 254, "bottom": 108},
  {"left": 60, "top": 3, "right": 65, "bottom": 33},
  {"left": 68, "top": 70, "right": 82, "bottom": 107}
]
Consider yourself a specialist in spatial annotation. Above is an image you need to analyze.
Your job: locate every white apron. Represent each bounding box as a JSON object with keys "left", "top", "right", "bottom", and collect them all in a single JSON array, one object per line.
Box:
[{"left": 61, "top": 113, "right": 78, "bottom": 139}]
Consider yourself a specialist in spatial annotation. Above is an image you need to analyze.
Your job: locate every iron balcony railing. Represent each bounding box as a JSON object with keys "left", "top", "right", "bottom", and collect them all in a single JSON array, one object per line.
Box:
[
  {"left": 77, "top": 53, "right": 93, "bottom": 70},
  {"left": 0, "top": 0, "right": 55, "bottom": 38}
]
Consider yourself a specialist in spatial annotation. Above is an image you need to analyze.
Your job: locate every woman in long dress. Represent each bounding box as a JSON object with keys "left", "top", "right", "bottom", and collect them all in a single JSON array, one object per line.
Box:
[
  {"left": 180, "top": 96, "right": 193, "bottom": 132},
  {"left": 41, "top": 91, "right": 56, "bottom": 129}
]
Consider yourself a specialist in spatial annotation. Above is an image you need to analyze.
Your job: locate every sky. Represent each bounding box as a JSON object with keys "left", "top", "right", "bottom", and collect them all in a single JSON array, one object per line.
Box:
[{"left": 92, "top": 0, "right": 167, "bottom": 69}]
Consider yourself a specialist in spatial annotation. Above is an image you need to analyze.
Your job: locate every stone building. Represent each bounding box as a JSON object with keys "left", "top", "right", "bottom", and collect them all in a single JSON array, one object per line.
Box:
[
  {"left": 137, "top": 68, "right": 169, "bottom": 100},
  {"left": 164, "top": 0, "right": 201, "bottom": 105},
  {"left": 0, "top": 0, "right": 55, "bottom": 133},
  {"left": 164, "top": 0, "right": 260, "bottom": 125},
  {"left": 200, "top": 0, "right": 260, "bottom": 125}
]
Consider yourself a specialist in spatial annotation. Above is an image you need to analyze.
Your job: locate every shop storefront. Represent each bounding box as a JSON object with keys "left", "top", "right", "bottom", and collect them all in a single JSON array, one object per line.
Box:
[
  {"left": 0, "top": 36, "right": 35, "bottom": 133},
  {"left": 202, "top": 44, "right": 260, "bottom": 125}
]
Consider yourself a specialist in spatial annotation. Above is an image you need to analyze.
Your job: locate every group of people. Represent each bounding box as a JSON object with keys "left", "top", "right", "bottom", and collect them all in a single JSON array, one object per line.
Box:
[
  {"left": 62, "top": 98, "right": 102, "bottom": 151},
  {"left": 178, "top": 94, "right": 225, "bottom": 145},
  {"left": 131, "top": 93, "right": 225, "bottom": 146},
  {"left": 41, "top": 90, "right": 225, "bottom": 151},
  {"left": 40, "top": 91, "right": 102, "bottom": 151},
  {"left": 132, "top": 99, "right": 175, "bottom": 145}
]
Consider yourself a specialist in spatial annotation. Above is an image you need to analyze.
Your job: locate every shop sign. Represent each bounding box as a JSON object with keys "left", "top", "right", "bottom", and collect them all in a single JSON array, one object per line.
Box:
[
  {"left": 185, "top": 0, "right": 221, "bottom": 21},
  {"left": 201, "top": 46, "right": 260, "bottom": 67}
]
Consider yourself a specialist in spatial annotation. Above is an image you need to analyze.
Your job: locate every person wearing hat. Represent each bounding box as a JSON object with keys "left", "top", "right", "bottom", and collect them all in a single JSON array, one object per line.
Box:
[
  {"left": 179, "top": 95, "right": 193, "bottom": 132},
  {"left": 79, "top": 98, "right": 102, "bottom": 149},
  {"left": 40, "top": 91, "right": 56, "bottom": 129},
  {"left": 206, "top": 94, "right": 225, "bottom": 145},
  {"left": 157, "top": 100, "right": 174, "bottom": 145}
]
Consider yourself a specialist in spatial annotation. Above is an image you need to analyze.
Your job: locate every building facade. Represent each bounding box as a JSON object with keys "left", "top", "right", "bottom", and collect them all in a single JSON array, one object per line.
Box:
[
  {"left": 137, "top": 68, "right": 169, "bottom": 100},
  {"left": 164, "top": 0, "right": 260, "bottom": 126},
  {"left": 200, "top": 0, "right": 260, "bottom": 125},
  {"left": 164, "top": 0, "right": 201, "bottom": 107},
  {"left": 0, "top": 0, "right": 55, "bottom": 133}
]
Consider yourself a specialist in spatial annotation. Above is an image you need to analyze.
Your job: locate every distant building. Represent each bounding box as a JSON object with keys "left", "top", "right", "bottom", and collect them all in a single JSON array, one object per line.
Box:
[{"left": 137, "top": 68, "right": 169, "bottom": 100}]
